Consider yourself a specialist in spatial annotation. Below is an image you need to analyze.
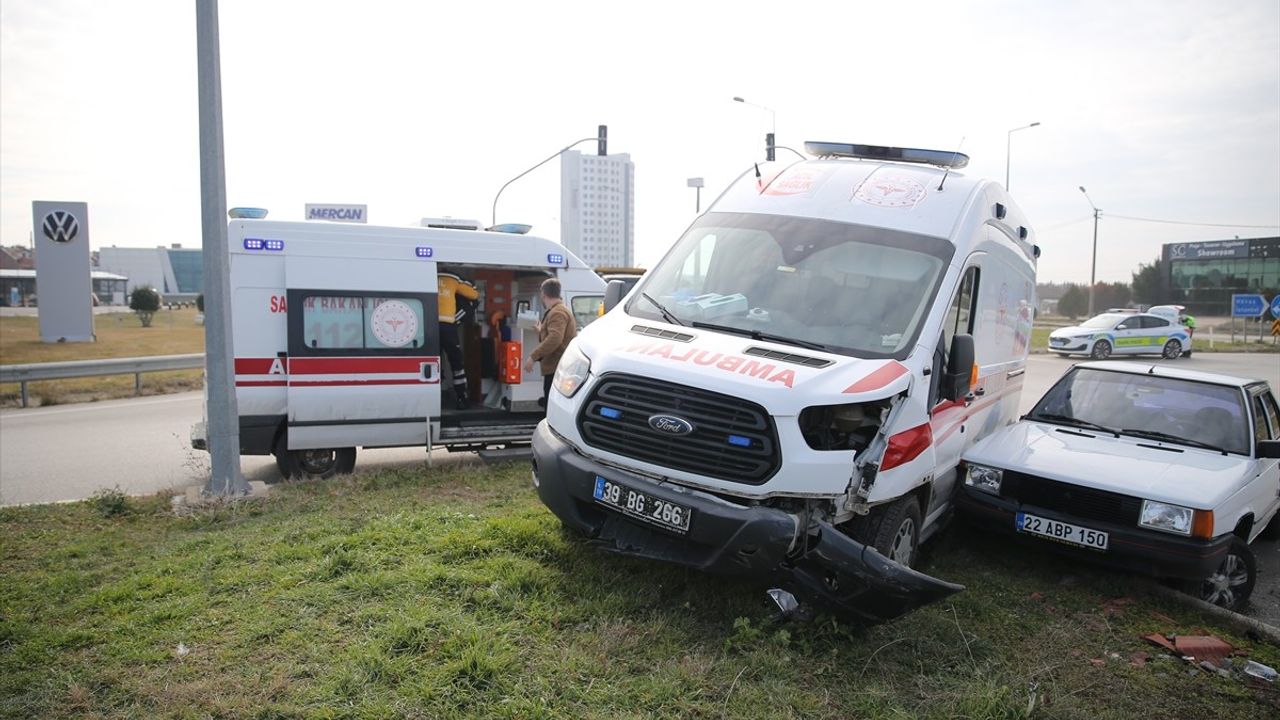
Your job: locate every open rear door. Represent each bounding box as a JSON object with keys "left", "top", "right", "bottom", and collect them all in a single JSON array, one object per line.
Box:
[{"left": 284, "top": 256, "right": 440, "bottom": 451}]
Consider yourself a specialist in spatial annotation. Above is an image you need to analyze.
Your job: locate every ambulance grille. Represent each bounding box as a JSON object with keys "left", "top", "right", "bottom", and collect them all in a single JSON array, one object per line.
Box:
[
  {"left": 1000, "top": 471, "right": 1142, "bottom": 526},
  {"left": 577, "top": 373, "right": 780, "bottom": 484}
]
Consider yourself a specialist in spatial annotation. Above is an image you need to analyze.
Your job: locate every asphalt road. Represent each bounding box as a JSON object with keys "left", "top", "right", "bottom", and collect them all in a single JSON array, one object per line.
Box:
[{"left": 2, "top": 352, "right": 1278, "bottom": 621}]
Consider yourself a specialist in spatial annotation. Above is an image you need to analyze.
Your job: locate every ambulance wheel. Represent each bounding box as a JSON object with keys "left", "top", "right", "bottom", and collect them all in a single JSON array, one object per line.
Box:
[
  {"left": 1162, "top": 339, "right": 1182, "bottom": 359},
  {"left": 847, "top": 496, "right": 922, "bottom": 568},
  {"left": 1090, "top": 340, "right": 1112, "bottom": 360},
  {"left": 274, "top": 436, "right": 356, "bottom": 480}
]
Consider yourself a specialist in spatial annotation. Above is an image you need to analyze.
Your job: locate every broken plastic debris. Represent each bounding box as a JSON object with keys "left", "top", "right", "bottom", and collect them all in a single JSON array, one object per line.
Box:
[
  {"left": 1243, "top": 660, "right": 1277, "bottom": 682},
  {"left": 767, "top": 588, "right": 800, "bottom": 617},
  {"left": 175, "top": 643, "right": 190, "bottom": 658},
  {"left": 1143, "top": 633, "right": 1238, "bottom": 669}
]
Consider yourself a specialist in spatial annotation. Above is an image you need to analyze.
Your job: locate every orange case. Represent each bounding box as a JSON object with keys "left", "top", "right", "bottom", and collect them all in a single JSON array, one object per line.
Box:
[{"left": 502, "top": 341, "right": 522, "bottom": 384}]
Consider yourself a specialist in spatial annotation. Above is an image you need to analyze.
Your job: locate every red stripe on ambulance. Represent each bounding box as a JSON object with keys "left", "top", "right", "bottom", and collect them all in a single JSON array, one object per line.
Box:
[{"left": 842, "top": 361, "right": 908, "bottom": 394}]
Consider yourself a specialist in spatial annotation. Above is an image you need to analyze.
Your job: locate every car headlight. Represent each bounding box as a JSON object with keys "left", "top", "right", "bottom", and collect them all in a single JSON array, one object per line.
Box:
[
  {"left": 964, "top": 464, "right": 1003, "bottom": 495},
  {"left": 1139, "top": 500, "right": 1193, "bottom": 536},
  {"left": 553, "top": 342, "right": 591, "bottom": 398}
]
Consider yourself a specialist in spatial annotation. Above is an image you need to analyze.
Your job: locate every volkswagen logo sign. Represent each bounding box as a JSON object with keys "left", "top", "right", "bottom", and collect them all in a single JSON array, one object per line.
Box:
[
  {"left": 42, "top": 211, "right": 79, "bottom": 244},
  {"left": 648, "top": 414, "right": 694, "bottom": 435}
]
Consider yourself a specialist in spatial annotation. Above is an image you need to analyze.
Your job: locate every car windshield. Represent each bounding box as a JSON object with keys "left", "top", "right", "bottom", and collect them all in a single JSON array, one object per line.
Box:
[
  {"left": 1028, "top": 367, "right": 1251, "bottom": 455},
  {"left": 1079, "top": 313, "right": 1125, "bottom": 329},
  {"left": 625, "top": 212, "right": 954, "bottom": 359}
]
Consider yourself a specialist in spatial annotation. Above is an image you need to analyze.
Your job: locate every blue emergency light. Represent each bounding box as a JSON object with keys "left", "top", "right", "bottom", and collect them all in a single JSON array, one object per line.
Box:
[
  {"left": 598, "top": 406, "right": 622, "bottom": 419},
  {"left": 727, "top": 435, "right": 752, "bottom": 447},
  {"left": 228, "top": 207, "right": 269, "bottom": 219},
  {"left": 415, "top": 246, "right": 434, "bottom": 258},
  {"left": 243, "top": 238, "right": 284, "bottom": 251},
  {"left": 547, "top": 253, "right": 565, "bottom": 266}
]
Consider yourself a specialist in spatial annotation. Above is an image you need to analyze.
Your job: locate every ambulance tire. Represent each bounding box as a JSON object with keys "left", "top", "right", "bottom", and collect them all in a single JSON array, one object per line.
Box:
[
  {"left": 273, "top": 435, "right": 356, "bottom": 480},
  {"left": 847, "top": 496, "right": 923, "bottom": 568}
]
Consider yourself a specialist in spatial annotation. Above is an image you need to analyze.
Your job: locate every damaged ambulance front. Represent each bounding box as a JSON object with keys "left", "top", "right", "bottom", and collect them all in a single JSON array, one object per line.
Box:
[{"left": 532, "top": 184, "right": 969, "bottom": 622}]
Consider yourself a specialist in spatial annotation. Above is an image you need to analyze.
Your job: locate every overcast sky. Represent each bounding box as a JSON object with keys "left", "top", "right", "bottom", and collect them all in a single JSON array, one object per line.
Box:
[{"left": 2, "top": 0, "right": 1278, "bottom": 283}]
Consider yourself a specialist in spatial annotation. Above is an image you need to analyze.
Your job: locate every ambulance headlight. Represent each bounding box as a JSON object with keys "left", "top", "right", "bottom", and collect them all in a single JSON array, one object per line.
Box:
[
  {"left": 964, "top": 464, "right": 1003, "bottom": 495},
  {"left": 553, "top": 343, "right": 591, "bottom": 398}
]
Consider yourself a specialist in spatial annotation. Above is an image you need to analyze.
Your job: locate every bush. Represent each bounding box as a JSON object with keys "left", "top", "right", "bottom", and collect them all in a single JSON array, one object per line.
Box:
[
  {"left": 87, "top": 486, "right": 132, "bottom": 518},
  {"left": 129, "top": 286, "right": 161, "bottom": 327}
]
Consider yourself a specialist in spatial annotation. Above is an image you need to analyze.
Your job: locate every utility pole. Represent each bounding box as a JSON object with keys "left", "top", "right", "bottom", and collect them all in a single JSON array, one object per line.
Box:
[
  {"left": 1079, "top": 186, "right": 1101, "bottom": 317},
  {"left": 196, "top": 0, "right": 246, "bottom": 495}
]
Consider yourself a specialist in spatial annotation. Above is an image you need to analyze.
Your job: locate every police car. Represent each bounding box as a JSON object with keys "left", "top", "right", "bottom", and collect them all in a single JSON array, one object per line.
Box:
[
  {"left": 959, "top": 362, "right": 1280, "bottom": 610},
  {"left": 1048, "top": 312, "right": 1189, "bottom": 360}
]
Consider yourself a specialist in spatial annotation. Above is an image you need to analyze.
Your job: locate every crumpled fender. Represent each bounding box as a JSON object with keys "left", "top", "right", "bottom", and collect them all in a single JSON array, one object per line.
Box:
[{"left": 778, "top": 520, "right": 963, "bottom": 624}]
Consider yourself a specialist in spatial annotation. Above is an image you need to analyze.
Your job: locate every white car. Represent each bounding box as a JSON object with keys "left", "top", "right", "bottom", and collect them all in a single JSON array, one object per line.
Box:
[
  {"left": 1048, "top": 312, "right": 1190, "bottom": 360},
  {"left": 959, "top": 362, "right": 1280, "bottom": 609}
]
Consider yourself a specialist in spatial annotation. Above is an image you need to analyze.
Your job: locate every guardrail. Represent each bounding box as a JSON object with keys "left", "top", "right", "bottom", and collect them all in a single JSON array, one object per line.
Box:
[{"left": 0, "top": 353, "right": 205, "bottom": 407}]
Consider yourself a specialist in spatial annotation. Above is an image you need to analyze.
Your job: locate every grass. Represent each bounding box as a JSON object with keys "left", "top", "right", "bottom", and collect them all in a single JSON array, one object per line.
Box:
[
  {"left": 2, "top": 461, "right": 1276, "bottom": 719},
  {"left": 0, "top": 309, "right": 205, "bottom": 406}
]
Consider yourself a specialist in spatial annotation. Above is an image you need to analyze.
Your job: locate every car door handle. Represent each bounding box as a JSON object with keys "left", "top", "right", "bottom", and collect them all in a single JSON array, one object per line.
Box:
[{"left": 421, "top": 362, "right": 435, "bottom": 380}]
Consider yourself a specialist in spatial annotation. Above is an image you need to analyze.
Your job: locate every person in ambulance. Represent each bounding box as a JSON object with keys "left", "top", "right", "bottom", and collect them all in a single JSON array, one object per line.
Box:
[{"left": 438, "top": 273, "right": 480, "bottom": 410}]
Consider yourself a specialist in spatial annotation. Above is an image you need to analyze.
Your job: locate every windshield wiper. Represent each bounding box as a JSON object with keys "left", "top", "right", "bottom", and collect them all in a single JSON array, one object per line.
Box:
[
  {"left": 689, "top": 321, "right": 828, "bottom": 351},
  {"left": 1120, "top": 428, "right": 1229, "bottom": 455},
  {"left": 1029, "top": 413, "right": 1120, "bottom": 437},
  {"left": 640, "top": 293, "right": 686, "bottom": 327}
]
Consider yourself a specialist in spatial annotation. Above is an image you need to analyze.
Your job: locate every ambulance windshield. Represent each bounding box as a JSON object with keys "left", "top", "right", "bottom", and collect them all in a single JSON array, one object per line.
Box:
[{"left": 627, "top": 212, "right": 955, "bottom": 360}]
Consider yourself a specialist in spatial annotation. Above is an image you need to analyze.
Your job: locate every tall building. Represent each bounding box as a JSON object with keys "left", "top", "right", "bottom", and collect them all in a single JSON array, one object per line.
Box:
[
  {"left": 98, "top": 245, "right": 204, "bottom": 299},
  {"left": 560, "top": 150, "right": 635, "bottom": 268}
]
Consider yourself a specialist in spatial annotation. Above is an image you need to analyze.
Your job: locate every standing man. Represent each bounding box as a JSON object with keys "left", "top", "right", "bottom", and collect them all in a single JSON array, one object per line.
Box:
[
  {"left": 526, "top": 278, "right": 577, "bottom": 408},
  {"left": 1180, "top": 311, "right": 1196, "bottom": 358},
  {"left": 438, "top": 273, "right": 479, "bottom": 410}
]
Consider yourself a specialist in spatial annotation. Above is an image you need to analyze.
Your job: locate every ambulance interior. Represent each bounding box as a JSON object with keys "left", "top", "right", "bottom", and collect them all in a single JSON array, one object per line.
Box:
[{"left": 436, "top": 264, "right": 558, "bottom": 437}]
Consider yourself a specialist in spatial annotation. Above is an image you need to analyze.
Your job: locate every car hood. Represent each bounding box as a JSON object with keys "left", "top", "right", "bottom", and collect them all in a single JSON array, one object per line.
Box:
[
  {"left": 574, "top": 311, "right": 915, "bottom": 415},
  {"left": 1049, "top": 325, "right": 1101, "bottom": 338},
  {"left": 963, "top": 421, "right": 1255, "bottom": 508}
]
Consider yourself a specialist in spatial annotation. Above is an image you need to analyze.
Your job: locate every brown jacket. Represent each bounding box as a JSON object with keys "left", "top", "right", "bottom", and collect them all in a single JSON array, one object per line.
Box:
[{"left": 530, "top": 302, "right": 577, "bottom": 375}]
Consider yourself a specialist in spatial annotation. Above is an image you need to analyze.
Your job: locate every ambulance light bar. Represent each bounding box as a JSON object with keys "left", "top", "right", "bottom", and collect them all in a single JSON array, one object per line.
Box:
[
  {"left": 804, "top": 142, "right": 969, "bottom": 169},
  {"left": 415, "top": 246, "right": 434, "bottom": 258},
  {"left": 229, "top": 207, "right": 269, "bottom": 219},
  {"left": 243, "top": 238, "right": 284, "bottom": 251},
  {"left": 547, "top": 253, "right": 565, "bottom": 265}
]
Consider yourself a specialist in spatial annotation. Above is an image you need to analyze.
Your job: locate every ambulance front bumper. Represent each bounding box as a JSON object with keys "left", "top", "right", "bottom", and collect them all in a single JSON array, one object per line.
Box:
[{"left": 532, "top": 421, "right": 963, "bottom": 624}]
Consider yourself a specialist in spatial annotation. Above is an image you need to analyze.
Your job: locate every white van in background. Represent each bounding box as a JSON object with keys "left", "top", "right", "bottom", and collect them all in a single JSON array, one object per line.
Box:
[
  {"left": 532, "top": 142, "right": 1039, "bottom": 622},
  {"left": 193, "top": 218, "right": 604, "bottom": 479}
]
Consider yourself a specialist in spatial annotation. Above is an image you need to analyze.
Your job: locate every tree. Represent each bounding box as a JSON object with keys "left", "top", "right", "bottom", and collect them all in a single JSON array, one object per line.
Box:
[
  {"left": 1131, "top": 257, "right": 1163, "bottom": 306},
  {"left": 1058, "top": 284, "right": 1087, "bottom": 319},
  {"left": 129, "top": 286, "right": 161, "bottom": 327}
]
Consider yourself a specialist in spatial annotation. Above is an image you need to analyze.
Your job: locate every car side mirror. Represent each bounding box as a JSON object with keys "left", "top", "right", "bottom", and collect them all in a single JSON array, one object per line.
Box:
[
  {"left": 603, "top": 279, "right": 628, "bottom": 313},
  {"left": 1259, "top": 440, "right": 1280, "bottom": 459},
  {"left": 942, "top": 333, "right": 975, "bottom": 401}
]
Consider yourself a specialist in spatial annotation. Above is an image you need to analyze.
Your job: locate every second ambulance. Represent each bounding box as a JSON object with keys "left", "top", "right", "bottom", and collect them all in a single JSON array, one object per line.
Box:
[{"left": 532, "top": 142, "right": 1039, "bottom": 621}]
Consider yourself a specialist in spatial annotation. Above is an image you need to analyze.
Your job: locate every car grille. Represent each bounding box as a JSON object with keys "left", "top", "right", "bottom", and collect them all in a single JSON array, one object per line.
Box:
[
  {"left": 576, "top": 373, "right": 780, "bottom": 484},
  {"left": 1001, "top": 471, "right": 1141, "bottom": 526}
]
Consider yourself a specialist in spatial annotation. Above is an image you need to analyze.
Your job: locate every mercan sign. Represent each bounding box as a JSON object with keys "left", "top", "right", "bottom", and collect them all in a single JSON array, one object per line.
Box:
[{"left": 304, "top": 204, "right": 367, "bottom": 223}]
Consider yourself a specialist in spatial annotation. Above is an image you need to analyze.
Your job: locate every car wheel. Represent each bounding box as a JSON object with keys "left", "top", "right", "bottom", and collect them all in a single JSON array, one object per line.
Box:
[
  {"left": 1090, "top": 340, "right": 1112, "bottom": 360},
  {"left": 1162, "top": 339, "right": 1182, "bottom": 359},
  {"left": 847, "top": 496, "right": 923, "bottom": 568},
  {"left": 274, "top": 434, "right": 356, "bottom": 480},
  {"left": 1192, "top": 537, "right": 1256, "bottom": 611}
]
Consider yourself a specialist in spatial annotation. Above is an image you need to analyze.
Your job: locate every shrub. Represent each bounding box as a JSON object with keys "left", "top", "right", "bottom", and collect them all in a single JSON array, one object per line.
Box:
[
  {"left": 129, "top": 286, "right": 161, "bottom": 327},
  {"left": 87, "top": 486, "right": 132, "bottom": 518}
]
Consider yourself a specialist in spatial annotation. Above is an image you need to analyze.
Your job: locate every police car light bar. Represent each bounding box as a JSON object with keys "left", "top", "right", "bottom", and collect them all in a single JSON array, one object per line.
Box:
[
  {"left": 229, "top": 207, "right": 269, "bottom": 219},
  {"left": 804, "top": 142, "right": 969, "bottom": 169}
]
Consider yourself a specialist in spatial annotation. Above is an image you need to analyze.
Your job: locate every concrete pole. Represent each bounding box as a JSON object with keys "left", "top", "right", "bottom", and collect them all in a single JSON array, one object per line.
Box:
[
  {"left": 1088, "top": 208, "right": 1099, "bottom": 317},
  {"left": 196, "top": 0, "right": 246, "bottom": 495}
]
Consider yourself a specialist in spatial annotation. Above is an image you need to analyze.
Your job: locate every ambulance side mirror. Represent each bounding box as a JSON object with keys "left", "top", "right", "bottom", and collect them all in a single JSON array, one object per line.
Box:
[
  {"left": 603, "top": 280, "right": 628, "bottom": 313},
  {"left": 942, "top": 333, "right": 975, "bottom": 402}
]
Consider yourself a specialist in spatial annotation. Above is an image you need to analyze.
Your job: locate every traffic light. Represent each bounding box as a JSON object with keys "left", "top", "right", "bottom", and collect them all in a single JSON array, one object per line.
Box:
[
  {"left": 598, "top": 125, "right": 608, "bottom": 156},
  {"left": 765, "top": 132, "right": 776, "bottom": 162}
]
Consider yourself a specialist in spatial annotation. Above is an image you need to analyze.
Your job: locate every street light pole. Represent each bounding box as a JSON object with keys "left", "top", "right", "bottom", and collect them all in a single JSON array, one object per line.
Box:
[
  {"left": 491, "top": 134, "right": 603, "bottom": 227},
  {"left": 687, "top": 177, "right": 705, "bottom": 214},
  {"left": 733, "top": 96, "right": 777, "bottom": 160},
  {"left": 1005, "top": 122, "right": 1040, "bottom": 191},
  {"left": 1079, "top": 186, "right": 1101, "bottom": 317},
  {"left": 195, "top": 0, "right": 246, "bottom": 496}
]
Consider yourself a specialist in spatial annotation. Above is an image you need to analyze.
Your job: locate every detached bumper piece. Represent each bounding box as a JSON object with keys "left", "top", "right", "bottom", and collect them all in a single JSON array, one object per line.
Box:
[{"left": 533, "top": 422, "right": 962, "bottom": 624}]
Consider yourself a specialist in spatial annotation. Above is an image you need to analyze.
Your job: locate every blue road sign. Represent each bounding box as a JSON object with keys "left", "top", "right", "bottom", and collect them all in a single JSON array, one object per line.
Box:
[
  {"left": 1232, "top": 294, "right": 1266, "bottom": 318},
  {"left": 1272, "top": 295, "right": 1280, "bottom": 319}
]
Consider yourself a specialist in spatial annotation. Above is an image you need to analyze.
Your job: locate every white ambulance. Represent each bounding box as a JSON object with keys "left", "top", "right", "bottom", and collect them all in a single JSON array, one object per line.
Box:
[
  {"left": 532, "top": 142, "right": 1039, "bottom": 622},
  {"left": 193, "top": 217, "right": 605, "bottom": 479}
]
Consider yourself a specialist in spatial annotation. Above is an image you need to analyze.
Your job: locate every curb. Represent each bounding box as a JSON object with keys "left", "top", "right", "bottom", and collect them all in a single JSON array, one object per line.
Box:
[{"left": 1148, "top": 582, "right": 1280, "bottom": 645}]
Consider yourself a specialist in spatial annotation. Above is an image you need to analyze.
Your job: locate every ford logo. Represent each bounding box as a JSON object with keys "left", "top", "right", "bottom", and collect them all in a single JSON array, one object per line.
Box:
[{"left": 648, "top": 414, "right": 694, "bottom": 435}]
